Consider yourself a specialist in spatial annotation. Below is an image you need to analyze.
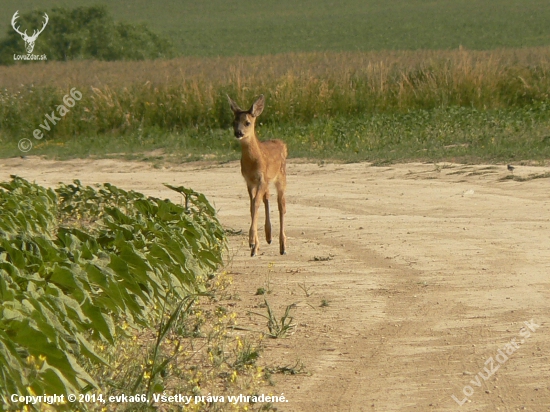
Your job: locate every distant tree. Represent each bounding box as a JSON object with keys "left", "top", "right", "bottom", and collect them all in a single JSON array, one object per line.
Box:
[{"left": 0, "top": 5, "right": 174, "bottom": 64}]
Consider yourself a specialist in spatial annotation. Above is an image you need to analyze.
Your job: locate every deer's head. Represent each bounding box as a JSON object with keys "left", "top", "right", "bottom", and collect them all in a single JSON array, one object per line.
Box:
[
  {"left": 11, "top": 11, "right": 49, "bottom": 54},
  {"left": 227, "top": 95, "right": 265, "bottom": 141}
]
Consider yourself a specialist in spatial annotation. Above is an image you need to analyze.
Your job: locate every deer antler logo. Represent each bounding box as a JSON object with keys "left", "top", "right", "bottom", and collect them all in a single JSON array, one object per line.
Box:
[{"left": 11, "top": 10, "right": 49, "bottom": 54}]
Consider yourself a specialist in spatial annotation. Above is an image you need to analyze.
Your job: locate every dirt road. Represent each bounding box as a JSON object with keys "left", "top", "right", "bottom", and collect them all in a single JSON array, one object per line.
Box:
[{"left": 1, "top": 158, "right": 549, "bottom": 412}]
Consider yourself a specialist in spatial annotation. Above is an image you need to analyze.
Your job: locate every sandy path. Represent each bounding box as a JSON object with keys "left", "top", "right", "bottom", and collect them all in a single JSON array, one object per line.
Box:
[{"left": 1, "top": 158, "right": 549, "bottom": 412}]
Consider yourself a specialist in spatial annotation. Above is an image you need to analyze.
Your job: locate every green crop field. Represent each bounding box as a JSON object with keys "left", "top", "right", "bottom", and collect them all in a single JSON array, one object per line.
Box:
[{"left": 2, "top": 0, "right": 550, "bottom": 56}]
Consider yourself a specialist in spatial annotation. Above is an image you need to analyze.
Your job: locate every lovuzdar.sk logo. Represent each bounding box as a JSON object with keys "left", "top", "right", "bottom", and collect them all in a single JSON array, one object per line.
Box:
[{"left": 11, "top": 10, "right": 48, "bottom": 61}]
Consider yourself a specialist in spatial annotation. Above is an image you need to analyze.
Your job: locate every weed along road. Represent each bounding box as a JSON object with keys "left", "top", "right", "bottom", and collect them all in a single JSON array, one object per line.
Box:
[{"left": 2, "top": 157, "right": 549, "bottom": 411}]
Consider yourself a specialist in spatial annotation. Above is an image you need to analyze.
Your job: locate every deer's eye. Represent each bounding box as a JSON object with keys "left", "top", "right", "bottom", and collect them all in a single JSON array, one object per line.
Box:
[{"left": 244, "top": 121, "right": 251, "bottom": 127}]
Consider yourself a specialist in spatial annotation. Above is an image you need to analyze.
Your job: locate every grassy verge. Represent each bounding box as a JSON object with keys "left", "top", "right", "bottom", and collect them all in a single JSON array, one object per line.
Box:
[
  {"left": 279, "top": 106, "right": 550, "bottom": 164},
  {"left": 2, "top": 107, "right": 549, "bottom": 164}
]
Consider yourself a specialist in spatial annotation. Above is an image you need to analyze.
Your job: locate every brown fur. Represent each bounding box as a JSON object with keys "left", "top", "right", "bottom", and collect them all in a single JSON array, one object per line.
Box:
[{"left": 228, "top": 94, "right": 287, "bottom": 257}]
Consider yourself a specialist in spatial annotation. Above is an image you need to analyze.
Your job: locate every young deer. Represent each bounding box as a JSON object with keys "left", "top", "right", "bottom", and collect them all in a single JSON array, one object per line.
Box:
[{"left": 228, "top": 94, "right": 287, "bottom": 257}]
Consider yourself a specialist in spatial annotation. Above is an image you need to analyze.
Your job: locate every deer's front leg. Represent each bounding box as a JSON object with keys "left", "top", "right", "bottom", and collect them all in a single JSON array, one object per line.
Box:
[{"left": 248, "top": 185, "right": 263, "bottom": 257}]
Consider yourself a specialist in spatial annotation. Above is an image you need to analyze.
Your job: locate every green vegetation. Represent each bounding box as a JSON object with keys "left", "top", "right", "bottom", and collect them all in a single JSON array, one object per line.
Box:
[
  {"left": 5, "top": 106, "right": 549, "bottom": 164},
  {"left": 1, "top": 48, "right": 550, "bottom": 163},
  {"left": 250, "top": 300, "right": 296, "bottom": 339},
  {"left": 1, "top": 0, "right": 550, "bottom": 56},
  {"left": 0, "top": 6, "right": 173, "bottom": 64},
  {"left": 0, "top": 177, "right": 273, "bottom": 409}
]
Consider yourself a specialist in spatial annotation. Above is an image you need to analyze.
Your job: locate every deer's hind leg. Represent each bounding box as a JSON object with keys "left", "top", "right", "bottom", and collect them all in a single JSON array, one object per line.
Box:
[
  {"left": 263, "top": 189, "right": 272, "bottom": 244},
  {"left": 275, "top": 178, "right": 287, "bottom": 255}
]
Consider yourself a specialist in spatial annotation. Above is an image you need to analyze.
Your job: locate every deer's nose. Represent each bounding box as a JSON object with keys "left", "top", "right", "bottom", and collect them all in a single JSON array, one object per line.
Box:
[{"left": 235, "top": 130, "right": 244, "bottom": 138}]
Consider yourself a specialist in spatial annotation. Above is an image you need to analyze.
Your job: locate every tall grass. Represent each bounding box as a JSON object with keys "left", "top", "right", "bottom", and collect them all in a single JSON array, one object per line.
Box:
[{"left": 1, "top": 48, "right": 550, "bottom": 162}]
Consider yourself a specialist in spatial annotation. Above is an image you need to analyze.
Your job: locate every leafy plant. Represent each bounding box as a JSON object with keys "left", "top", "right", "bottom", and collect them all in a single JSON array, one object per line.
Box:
[
  {"left": 297, "top": 281, "right": 314, "bottom": 297},
  {"left": 249, "top": 300, "right": 296, "bottom": 339},
  {"left": 140, "top": 295, "right": 197, "bottom": 399},
  {"left": 232, "top": 337, "right": 261, "bottom": 371},
  {"left": 0, "top": 176, "right": 225, "bottom": 409},
  {"left": 266, "top": 360, "right": 308, "bottom": 376}
]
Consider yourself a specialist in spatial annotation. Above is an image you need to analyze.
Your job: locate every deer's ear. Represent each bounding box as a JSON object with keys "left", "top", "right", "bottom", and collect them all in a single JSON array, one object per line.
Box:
[
  {"left": 249, "top": 95, "right": 265, "bottom": 117},
  {"left": 227, "top": 95, "right": 242, "bottom": 114}
]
